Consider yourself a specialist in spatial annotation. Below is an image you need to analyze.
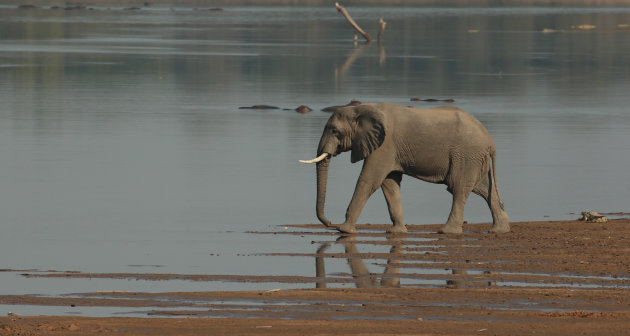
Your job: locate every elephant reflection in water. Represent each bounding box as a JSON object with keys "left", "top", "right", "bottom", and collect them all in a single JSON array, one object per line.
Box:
[
  {"left": 315, "top": 236, "right": 405, "bottom": 288},
  {"left": 314, "top": 237, "right": 497, "bottom": 289}
]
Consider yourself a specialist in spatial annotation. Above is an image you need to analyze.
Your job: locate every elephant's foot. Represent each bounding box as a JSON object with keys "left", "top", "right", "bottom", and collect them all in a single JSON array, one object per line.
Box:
[
  {"left": 489, "top": 222, "right": 510, "bottom": 233},
  {"left": 386, "top": 224, "right": 407, "bottom": 234},
  {"left": 438, "top": 223, "right": 463, "bottom": 234},
  {"left": 490, "top": 211, "right": 510, "bottom": 233},
  {"left": 336, "top": 223, "right": 357, "bottom": 234}
]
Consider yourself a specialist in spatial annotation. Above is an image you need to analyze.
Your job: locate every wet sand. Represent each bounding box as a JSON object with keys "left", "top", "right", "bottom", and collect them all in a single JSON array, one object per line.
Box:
[{"left": 2, "top": 219, "right": 630, "bottom": 335}]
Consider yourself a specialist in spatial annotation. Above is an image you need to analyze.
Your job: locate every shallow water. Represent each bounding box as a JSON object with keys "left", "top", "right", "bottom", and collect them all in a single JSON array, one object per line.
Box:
[{"left": 1, "top": 5, "right": 630, "bottom": 309}]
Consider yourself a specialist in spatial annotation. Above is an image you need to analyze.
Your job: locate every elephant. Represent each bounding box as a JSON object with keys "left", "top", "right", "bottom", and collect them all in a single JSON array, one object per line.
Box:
[{"left": 299, "top": 102, "right": 509, "bottom": 234}]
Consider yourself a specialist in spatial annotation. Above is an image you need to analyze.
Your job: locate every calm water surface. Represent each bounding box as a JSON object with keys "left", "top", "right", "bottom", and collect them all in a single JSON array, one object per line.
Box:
[{"left": 1, "top": 5, "right": 630, "bottom": 298}]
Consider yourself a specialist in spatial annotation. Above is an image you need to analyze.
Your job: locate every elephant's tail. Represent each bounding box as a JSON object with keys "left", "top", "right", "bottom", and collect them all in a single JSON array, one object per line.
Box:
[{"left": 489, "top": 149, "right": 505, "bottom": 210}]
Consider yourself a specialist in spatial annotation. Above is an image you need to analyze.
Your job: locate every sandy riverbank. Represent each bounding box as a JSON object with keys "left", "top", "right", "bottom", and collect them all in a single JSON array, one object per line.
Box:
[{"left": 2, "top": 218, "right": 630, "bottom": 335}]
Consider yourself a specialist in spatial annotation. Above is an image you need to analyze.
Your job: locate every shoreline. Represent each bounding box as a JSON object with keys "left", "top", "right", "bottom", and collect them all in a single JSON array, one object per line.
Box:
[
  {"left": 2, "top": 219, "right": 630, "bottom": 335},
  {"left": 6, "top": 0, "right": 630, "bottom": 7}
]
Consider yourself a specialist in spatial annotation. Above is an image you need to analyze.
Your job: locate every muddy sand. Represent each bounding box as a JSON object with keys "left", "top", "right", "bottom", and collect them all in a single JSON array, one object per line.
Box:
[{"left": 2, "top": 219, "right": 630, "bottom": 335}]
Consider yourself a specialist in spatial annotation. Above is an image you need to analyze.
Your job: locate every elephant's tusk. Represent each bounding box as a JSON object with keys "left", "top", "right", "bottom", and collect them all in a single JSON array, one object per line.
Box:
[{"left": 299, "top": 153, "right": 329, "bottom": 164}]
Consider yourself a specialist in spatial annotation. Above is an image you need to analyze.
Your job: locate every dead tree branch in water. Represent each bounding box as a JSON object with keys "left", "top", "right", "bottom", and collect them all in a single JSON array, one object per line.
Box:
[
  {"left": 378, "top": 18, "right": 387, "bottom": 42},
  {"left": 335, "top": 2, "right": 372, "bottom": 43}
]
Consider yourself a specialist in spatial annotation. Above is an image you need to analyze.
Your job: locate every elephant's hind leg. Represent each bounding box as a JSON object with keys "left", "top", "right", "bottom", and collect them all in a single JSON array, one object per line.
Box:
[
  {"left": 472, "top": 176, "right": 489, "bottom": 200},
  {"left": 474, "top": 174, "right": 509, "bottom": 233},
  {"left": 381, "top": 172, "right": 406, "bottom": 233},
  {"left": 439, "top": 185, "right": 473, "bottom": 234},
  {"left": 487, "top": 187, "right": 509, "bottom": 233},
  {"left": 440, "top": 162, "right": 477, "bottom": 234}
]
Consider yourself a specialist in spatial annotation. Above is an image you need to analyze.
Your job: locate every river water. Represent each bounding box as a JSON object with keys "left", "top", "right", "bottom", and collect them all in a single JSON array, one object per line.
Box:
[{"left": 1, "top": 5, "right": 630, "bottom": 295}]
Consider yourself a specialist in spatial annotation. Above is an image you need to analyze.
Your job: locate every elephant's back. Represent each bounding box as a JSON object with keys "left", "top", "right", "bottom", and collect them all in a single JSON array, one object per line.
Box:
[
  {"left": 401, "top": 105, "right": 485, "bottom": 130},
  {"left": 395, "top": 105, "right": 495, "bottom": 149},
  {"left": 369, "top": 102, "right": 493, "bottom": 144}
]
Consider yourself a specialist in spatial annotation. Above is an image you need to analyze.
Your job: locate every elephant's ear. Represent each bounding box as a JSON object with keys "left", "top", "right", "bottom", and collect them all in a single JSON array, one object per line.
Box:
[{"left": 351, "top": 105, "right": 386, "bottom": 163}]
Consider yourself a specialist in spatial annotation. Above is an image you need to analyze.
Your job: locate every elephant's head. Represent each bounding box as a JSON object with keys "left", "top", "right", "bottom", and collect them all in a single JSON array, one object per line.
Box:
[{"left": 299, "top": 104, "right": 386, "bottom": 227}]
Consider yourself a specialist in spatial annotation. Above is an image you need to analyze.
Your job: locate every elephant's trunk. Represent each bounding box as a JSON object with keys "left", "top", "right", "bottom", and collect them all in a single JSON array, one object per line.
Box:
[{"left": 316, "top": 156, "right": 332, "bottom": 227}]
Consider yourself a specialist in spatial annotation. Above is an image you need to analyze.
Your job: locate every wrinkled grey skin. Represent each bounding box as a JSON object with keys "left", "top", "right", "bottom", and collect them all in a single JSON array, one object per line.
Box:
[{"left": 314, "top": 102, "right": 509, "bottom": 234}]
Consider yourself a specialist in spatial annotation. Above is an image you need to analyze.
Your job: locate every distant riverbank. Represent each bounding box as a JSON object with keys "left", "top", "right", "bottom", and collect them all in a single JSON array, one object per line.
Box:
[{"left": 5, "top": 0, "right": 630, "bottom": 7}]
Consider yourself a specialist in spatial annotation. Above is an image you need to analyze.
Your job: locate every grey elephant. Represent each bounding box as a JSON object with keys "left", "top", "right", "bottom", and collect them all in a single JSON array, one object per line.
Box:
[{"left": 300, "top": 102, "right": 509, "bottom": 234}]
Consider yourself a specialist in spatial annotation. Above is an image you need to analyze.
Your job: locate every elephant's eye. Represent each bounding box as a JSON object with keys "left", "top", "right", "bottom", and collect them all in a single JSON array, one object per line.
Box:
[{"left": 330, "top": 128, "right": 339, "bottom": 135}]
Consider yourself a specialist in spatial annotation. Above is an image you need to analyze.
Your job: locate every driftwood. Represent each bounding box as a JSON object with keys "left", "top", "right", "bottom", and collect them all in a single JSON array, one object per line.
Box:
[
  {"left": 377, "top": 18, "right": 387, "bottom": 64},
  {"left": 601, "top": 211, "right": 630, "bottom": 216},
  {"left": 238, "top": 105, "right": 279, "bottom": 110},
  {"left": 238, "top": 105, "right": 313, "bottom": 114},
  {"left": 335, "top": 3, "right": 372, "bottom": 43},
  {"left": 194, "top": 7, "right": 224, "bottom": 11},
  {"left": 378, "top": 18, "right": 387, "bottom": 42},
  {"left": 578, "top": 211, "right": 608, "bottom": 223},
  {"left": 411, "top": 98, "right": 455, "bottom": 103}
]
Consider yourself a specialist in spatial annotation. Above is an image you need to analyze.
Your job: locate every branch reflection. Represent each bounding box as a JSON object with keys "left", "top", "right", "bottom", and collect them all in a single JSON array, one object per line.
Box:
[{"left": 334, "top": 43, "right": 369, "bottom": 80}]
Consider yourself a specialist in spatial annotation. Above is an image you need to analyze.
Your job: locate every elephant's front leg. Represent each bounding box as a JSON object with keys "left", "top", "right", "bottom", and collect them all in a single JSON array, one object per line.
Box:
[
  {"left": 381, "top": 172, "right": 407, "bottom": 233},
  {"left": 337, "top": 163, "right": 390, "bottom": 234}
]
